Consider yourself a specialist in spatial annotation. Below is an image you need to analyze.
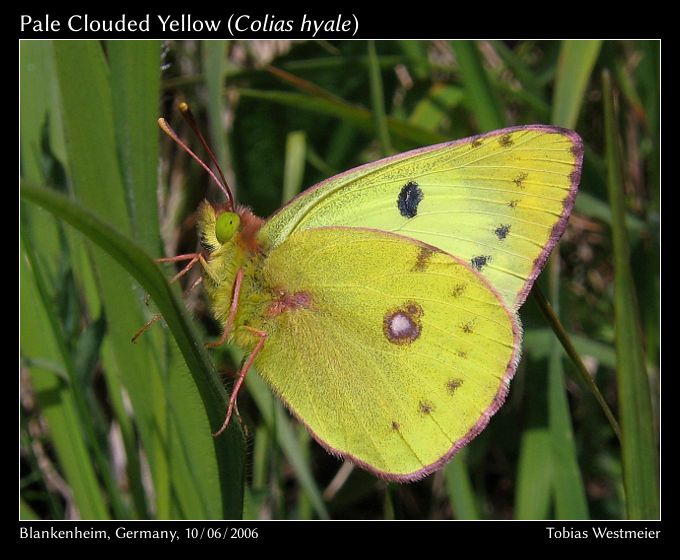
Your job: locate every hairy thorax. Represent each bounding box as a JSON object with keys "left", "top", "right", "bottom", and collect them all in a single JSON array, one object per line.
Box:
[{"left": 199, "top": 204, "right": 271, "bottom": 349}]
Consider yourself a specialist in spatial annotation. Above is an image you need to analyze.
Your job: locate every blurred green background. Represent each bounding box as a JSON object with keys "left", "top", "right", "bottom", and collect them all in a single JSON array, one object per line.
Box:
[{"left": 20, "top": 40, "right": 659, "bottom": 520}]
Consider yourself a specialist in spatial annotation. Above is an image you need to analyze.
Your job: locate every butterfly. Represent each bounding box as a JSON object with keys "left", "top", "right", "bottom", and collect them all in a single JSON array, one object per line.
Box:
[{"left": 158, "top": 105, "right": 582, "bottom": 481}]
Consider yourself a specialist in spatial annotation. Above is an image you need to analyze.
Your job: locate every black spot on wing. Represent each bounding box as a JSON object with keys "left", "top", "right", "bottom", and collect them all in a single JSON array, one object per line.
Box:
[
  {"left": 495, "top": 224, "right": 511, "bottom": 240},
  {"left": 471, "top": 138, "right": 483, "bottom": 148},
  {"left": 471, "top": 255, "right": 491, "bottom": 271},
  {"left": 397, "top": 181, "right": 423, "bottom": 218}
]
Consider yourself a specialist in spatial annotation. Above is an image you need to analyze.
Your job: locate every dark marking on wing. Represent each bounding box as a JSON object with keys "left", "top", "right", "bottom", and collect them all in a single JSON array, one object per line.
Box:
[
  {"left": 513, "top": 172, "right": 528, "bottom": 188},
  {"left": 494, "top": 224, "right": 511, "bottom": 240},
  {"left": 397, "top": 181, "right": 424, "bottom": 218},
  {"left": 413, "top": 246, "right": 438, "bottom": 272},
  {"left": 419, "top": 400, "right": 434, "bottom": 415},
  {"left": 384, "top": 301, "right": 424, "bottom": 345},
  {"left": 461, "top": 320, "right": 475, "bottom": 334},
  {"left": 447, "top": 378, "right": 464, "bottom": 395},
  {"left": 499, "top": 134, "right": 514, "bottom": 147},
  {"left": 452, "top": 283, "right": 467, "bottom": 298},
  {"left": 471, "top": 255, "right": 491, "bottom": 271}
]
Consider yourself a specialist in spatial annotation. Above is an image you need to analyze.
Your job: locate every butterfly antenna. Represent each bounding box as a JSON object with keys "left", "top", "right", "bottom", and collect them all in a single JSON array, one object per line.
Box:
[
  {"left": 158, "top": 113, "right": 235, "bottom": 211},
  {"left": 178, "top": 102, "right": 236, "bottom": 210}
]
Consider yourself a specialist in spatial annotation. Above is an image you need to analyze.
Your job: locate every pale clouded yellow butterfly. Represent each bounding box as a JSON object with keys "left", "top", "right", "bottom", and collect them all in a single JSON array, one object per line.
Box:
[{"left": 159, "top": 107, "right": 582, "bottom": 481}]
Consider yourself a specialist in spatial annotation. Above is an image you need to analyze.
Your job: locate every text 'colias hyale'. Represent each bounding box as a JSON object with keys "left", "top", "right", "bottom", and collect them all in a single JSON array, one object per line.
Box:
[{"left": 157, "top": 104, "right": 582, "bottom": 482}]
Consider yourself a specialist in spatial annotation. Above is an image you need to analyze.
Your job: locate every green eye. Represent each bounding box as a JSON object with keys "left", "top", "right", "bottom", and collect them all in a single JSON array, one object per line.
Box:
[{"left": 215, "top": 212, "right": 240, "bottom": 244}]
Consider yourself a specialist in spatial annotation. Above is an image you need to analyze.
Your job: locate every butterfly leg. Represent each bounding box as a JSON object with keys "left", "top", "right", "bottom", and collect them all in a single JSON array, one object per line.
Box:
[
  {"left": 133, "top": 253, "right": 212, "bottom": 342},
  {"left": 205, "top": 267, "right": 244, "bottom": 349},
  {"left": 183, "top": 275, "right": 203, "bottom": 297},
  {"left": 131, "top": 313, "right": 163, "bottom": 343},
  {"left": 156, "top": 253, "right": 202, "bottom": 284},
  {"left": 212, "top": 326, "right": 268, "bottom": 437}
]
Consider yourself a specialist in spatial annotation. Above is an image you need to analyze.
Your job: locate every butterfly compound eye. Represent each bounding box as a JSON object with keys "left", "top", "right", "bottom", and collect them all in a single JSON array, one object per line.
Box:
[{"left": 215, "top": 212, "right": 240, "bottom": 244}]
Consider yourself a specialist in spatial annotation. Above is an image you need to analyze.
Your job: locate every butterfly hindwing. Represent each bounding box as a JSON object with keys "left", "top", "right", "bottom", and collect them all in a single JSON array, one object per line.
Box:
[
  {"left": 259, "top": 126, "right": 582, "bottom": 309},
  {"left": 245, "top": 227, "right": 520, "bottom": 480}
]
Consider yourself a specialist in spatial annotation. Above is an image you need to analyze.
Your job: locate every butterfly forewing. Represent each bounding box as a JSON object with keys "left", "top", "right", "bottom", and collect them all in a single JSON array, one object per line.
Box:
[{"left": 259, "top": 126, "right": 582, "bottom": 309}]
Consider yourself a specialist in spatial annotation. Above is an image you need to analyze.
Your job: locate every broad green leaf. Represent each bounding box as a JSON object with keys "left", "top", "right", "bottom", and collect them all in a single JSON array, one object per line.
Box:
[
  {"left": 444, "top": 449, "right": 480, "bottom": 520},
  {"left": 282, "top": 131, "right": 307, "bottom": 204},
  {"left": 450, "top": 41, "right": 506, "bottom": 130},
  {"left": 21, "top": 233, "right": 109, "bottom": 519},
  {"left": 552, "top": 41, "right": 602, "bottom": 128},
  {"left": 239, "top": 89, "right": 447, "bottom": 147},
  {"left": 602, "top": 71, "right": 659, "bottom": 519},
  {"left": 108, "top": 40, "right": 162, "bottom": 255},
  {"left": 247, "top": 372, "right": 329, "bottom": 519},
  {"left": 21, "top": 183, "right": 246, "bottom": 518},
  {"left": 368, "top": 41, "right": 392, "bottom": 154}
]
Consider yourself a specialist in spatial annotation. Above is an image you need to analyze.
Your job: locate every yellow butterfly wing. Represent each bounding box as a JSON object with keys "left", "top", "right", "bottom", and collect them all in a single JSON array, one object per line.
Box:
[
  {"left": 246, "top": 227, "right": 520, "bottom": 480},
  {"left": 258, "top": 126, "right": 582, "bottom": 309}
]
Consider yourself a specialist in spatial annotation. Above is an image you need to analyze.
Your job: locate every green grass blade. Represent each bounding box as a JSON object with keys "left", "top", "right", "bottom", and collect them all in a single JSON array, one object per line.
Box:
[
  {"left": 109, "top": 40, "right": 234, "bottom": 518},
  {"left": 100, "top": 344, "right": 149, "bottom": 518},
  {"left": 296, "top": 426, "right": 313, "bottom": 519},
  {"left": 450, "top": 41, "right": 505, "bottom": 130},
  {"left": 53, "top": 40, "right": 172, "bottom": 516},
  {"left": 546, "top": 261, "right": 588, "bottom": 519},
  {"left": 202, "top": 40, "right": 235, "bottom": 194},
  {"left": 636, "top": 41, "right": 660, "bottom": 369},
  {"left": 21, "top": 234, "right": 109, "bottom": 519},
  {"left": 602, "top": 71, "right": 659, "bottom": 519},
  {"left": 282, "top": 131, "right": 307, "bottom": 204},
  {"left": 53, "top": 41, "right": 247, "bottom": 519},
  {"left": 515, "top": 363, "right": 552, "bottom": 520},
  {"left": 20, "top": 499, "right": 40, "bottom": 520},
  {"left": 21, "top": 183, "right": 245, "bottom": 518},
  {"left": 524, "top": 328, "right": 616, "bottom": 368},
  {"left": 408, "top": 84, "right": 465, "bottom": 132},
  {"left": 548, "top": 341, "right": 588, "bottom": 518},
  {"left": 239, "top": 89, "right": 448, "bottom": 146},
  {"left": 108, "top": 40, "right": 162, "bottom": 255},
  {"left": 246, "top": 372, "right": 330, "bottom": 519},
  {"left": 368, "top": 41, "right": 392, "bottom": 155},
  {"left": 20, "top": 41, "right": 54, "bottom": 184},
  {"left": 552, "top": 41, "right": 602, "bottom": 128},
  {"left": 490, "top": 41, "right": 545, "bottom": 99},
  {"left": 444, "top": 449, "right": 480, "bottom": 519},
  {"left": 575, "top": 191, "right": 646, "bottom": 237},
  {"left": 533, "top": 287, "right": 621, "bottom": 441}
]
